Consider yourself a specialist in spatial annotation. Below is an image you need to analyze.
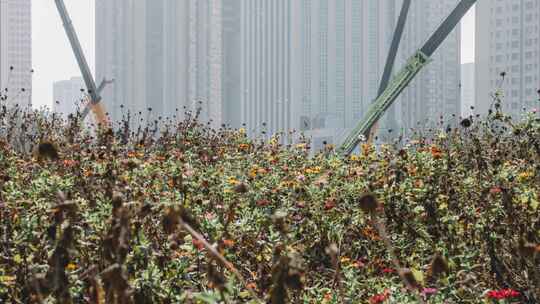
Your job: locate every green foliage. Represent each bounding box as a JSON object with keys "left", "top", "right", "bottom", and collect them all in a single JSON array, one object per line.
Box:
[{"left": 0, "top": 106, "right": 538, "bottom": 303}]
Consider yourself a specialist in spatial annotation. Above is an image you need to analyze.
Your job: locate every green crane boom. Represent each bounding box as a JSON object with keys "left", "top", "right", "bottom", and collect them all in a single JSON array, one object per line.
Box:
[{"left": 338, "top": 0, "right": 476, "bottom": 156}]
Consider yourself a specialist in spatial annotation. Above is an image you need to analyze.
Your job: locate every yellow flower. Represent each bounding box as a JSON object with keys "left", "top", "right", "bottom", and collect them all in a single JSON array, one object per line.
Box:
[
  {"left": 238, "top": 128, "right": 246, "bottom": 135},
  {"left": 249, "top": 167, "right": 258, "bottom": 178},
  {"left": 518, "top": 171, "right": 534, "bottom": 182},
  {"left": 307, "top": 166, "right": 322, "bottom": 174},
  {"left": 227, "top": 177, "right": 239, "bottom": 185},
  {"left": 350, "top": 154, "right": 360, "bottom": 161},
  {"left": 66, "top": 263, "right": 77, "bottom": 271}
]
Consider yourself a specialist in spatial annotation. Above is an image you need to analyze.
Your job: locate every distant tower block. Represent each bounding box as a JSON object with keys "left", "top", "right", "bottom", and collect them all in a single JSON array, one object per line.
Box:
[{"left": 0, "top": 0, "right": 32, "bottom": 107}]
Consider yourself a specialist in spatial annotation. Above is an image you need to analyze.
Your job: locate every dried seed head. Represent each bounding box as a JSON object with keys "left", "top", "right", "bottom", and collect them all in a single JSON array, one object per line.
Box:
[
  {"left": 207, "top": 264, "right": 226, "bottom": 291},
  {"left": 162, "top": 207, "right": 180, "bottom": 234},
  {"left": 179, "top": 206, "right": 200, "bottom": 231},
  {"left": 37, "top": 141, "right": 59, "bottom": 160},
  {"left": 358, "top": 193, "right": 379, "bottom": 214},
  {"left": 460, "top": 118, "right": 472, "bottom": 128},
  {"left": 519, "top": 239, "right": 538, "bottom": 258},
  {"left": 272, "top": 211, "right": 288, "bottom": 233},
  {"left": 430, "top": 253, "right": 449, "bottom": 277},
  {"left": 234, "top": 182, "right": 248, "bottom": 193},
  {"left": 399, "top": 268, "right": 419, "bottom": 289},
  {"left": 111, "top": 192, "right": 124, "bottom": 209}
]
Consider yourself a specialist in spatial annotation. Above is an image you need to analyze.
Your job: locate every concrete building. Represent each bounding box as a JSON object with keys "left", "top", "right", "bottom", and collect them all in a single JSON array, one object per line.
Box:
[
  {"left": 223, "top": 0, "right": 303, "bottom": 140},
  {"left": 95, "top": 0, "right": 223, "bottom": 127},
  {"left": 0, "top": 0, "right": 32, "bottom": 107},
  {"left": 461, "top": 62, "right": 475, "bottom": 117},
  {"left": 295, "top": 0, "right": 461, "bottom": 147},
  {"left": 476, "top": 0, "right": 540, "bottom": 116},
  {"left": 96, "top": 0, "right": 461, "bottom": 143},
  {"left": 52, "top": 77, "right": 85, "bottom": 117},
  {"left": 388, "top": 0, "right": 461, "bottom": 135},
  {"left": 297, "top": 1, "right": 396, "bottom": 149}
]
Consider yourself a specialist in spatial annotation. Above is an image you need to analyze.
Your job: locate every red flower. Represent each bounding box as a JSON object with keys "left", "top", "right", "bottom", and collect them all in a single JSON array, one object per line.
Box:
[
  {"left": 381, "top": 268, "right": 395, "bottom": 274},
  {"left": 192, "top": 239, "right": 204, "bottom": 250},
  {"left": 369, "top": 289, "right": 390, "bottom": 304},
  {"left": 256, "top": 199, "right": 270, "bottom": 207},
  {"left": 486, "top": 289, "right": 520, "bottom": 300},
  {"left": 324, "top": 200, "right": 336, "bottom": 210}
]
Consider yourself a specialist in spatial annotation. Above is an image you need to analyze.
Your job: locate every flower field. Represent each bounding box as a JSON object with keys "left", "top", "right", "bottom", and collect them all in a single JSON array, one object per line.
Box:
[{"left": 0, "top": 106, "right": 539, "bottom": 303}]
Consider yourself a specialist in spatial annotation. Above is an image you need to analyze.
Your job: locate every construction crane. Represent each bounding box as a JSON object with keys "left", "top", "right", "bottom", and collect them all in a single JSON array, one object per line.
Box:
[
  {"left": 54, "top": 0, "right": 110, "bottom": 127},
  {"left": 338, "top": 0, "right": 477, "bottom": 156}
]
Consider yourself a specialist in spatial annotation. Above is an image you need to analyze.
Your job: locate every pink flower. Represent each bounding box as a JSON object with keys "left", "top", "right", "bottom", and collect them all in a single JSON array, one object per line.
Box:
[
  {"left": 296, "top": 174, "right": 306, "bottom": 182},
  {"left": 421, "top": 288, "right": 437, "bottom": 296}
]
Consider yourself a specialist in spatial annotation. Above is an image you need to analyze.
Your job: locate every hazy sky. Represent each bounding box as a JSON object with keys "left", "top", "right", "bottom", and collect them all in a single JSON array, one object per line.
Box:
[
  {"left": 31, "top": 2, "right": 475, "bottom": 109},
  {"left": 32, "top": 0, "right": 94, "bottom": 109}
]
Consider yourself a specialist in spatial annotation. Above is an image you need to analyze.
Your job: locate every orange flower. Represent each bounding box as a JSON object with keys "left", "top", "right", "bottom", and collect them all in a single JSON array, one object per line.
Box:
[
  {"left": 155, "top": 155, "right": 166, "bottom": 161},
  {"left": 430, "top": 145, "right": 443, "bottom": 159},
  {"left": 239, "top": 143, "right": 250, "bottom": 150},
  {"left": 62, "top": 159, "right": 78, "bottom": 167},
  {"left": 362, "top": 226, "right": 381, "bottom": 241},
  {"left": 223, "top": 239, "right": 234, "bottom": 247}
]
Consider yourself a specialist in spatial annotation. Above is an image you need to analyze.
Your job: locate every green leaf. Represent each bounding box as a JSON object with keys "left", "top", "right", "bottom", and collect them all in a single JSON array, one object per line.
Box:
[
  {"left": 530, "top": 198, "right": 539, "bottom": 211},
  {"left": 13, "top": 254, "right": 23, "bottom": 264},
  {"left": 411, "top": 268, "right": 424, "bottom": 285}
]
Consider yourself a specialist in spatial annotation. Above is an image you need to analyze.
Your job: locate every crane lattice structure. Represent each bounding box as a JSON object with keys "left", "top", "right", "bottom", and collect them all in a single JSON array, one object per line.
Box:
[{"left": 338, "top": 0, "right": 476, "bottom": 155}]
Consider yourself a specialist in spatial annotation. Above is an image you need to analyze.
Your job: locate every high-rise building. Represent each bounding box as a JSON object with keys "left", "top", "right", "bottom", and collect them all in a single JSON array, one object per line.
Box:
[
  {"left": 96, "top": 0, "right": 461, "bottom": 143},
  {"left": 461, "top": 62, "right": 475, "bottom": 117},
  {"left": 95, "top": 0, "right": 223, "bottom": 127},
  {"left": 476, "top": 0, "right": 540, "bottom": 116},
  {"left": 0, "top": 0, "right": 32, "bottom": 107},
  {"left": 388, "top": 0, "right": 461, "bottom": 135},
  {"left": 53, "top": 77, "right": 85, "bottom": 117},
  {"left": 297, "top": 1, "right": 396, "bottom": 148},
  {"left": 222, "top": 1, "right": 303, "bottom": 139},
  {"left": 295, "top": 0, "right": 461, "bottom": 147}
]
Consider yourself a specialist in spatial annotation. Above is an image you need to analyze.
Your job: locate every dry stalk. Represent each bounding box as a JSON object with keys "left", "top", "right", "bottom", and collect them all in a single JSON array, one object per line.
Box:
[
  {"left": 373, "top": 216, "right": 426, "bottom": 304},
  {"left": 179, "top": 220, "right": 264, "bottom": 303}
]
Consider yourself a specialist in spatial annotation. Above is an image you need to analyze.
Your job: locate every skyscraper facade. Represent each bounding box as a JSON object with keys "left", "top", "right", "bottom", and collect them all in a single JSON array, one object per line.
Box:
[
  {"left": 226, "top": 0, "right": 303, "bottom": 139},
  {"left": 476, "top": 0, "right": 540, "bottom": 116},
  {"left": 96, "top": 0, "right": 461, "bottom": 143},
  {"left": 0, "top": 0, "right": 32, "bottom": 107},
  {"left": 53, "top": 76, "right": 85, "bottom": 117},
  {"left": 388, "top": 0, "right": 461, "bottom": 135},
  {"left": 95, "top": 0, "right": 223, "bottom": 127},
  {"left": 461, "top": 62, "right": 475, "bottom": 117},
  {"left": 296, "top": 0, "right": 461, "bottom": 146},
  {"left": 297, "top": 1, "right": 396, "bottom": 148}
]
